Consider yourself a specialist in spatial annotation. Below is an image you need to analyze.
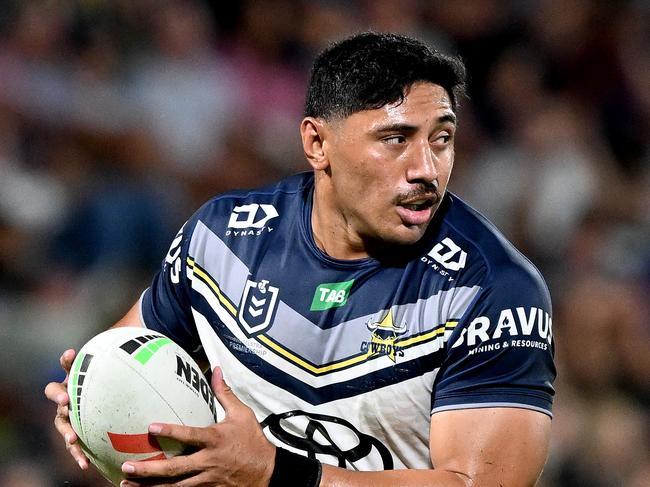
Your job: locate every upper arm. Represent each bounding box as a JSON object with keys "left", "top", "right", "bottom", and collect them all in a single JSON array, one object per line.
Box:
[
  {"left": 429, "top": 257, "right": 554, "bottom": 485},
  {"left": 429, "top": 407, "right": 551, "bottom": 487},
  {"left": 433, "top": 259, "right": 556, "bottom": 418},
  {"left": 139, "top": 218, "right": 202, "bottom": 351}
]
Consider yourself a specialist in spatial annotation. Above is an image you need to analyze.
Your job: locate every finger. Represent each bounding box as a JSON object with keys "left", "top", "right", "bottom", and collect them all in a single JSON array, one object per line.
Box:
[
  {"left": 120, "top": 479, "right": 178, "bottom": 487},
  {"left": 44, "top": 381, "right": 69, "bottom": 405},
  {"left": 50, "top": 388, "right": 89, "bottom": 469},
  {"left": 146, "top": 422, "right": 210, "bottom": 448},
  {"left": 120, "top": 474, "right": 198, "bottom": 487},
  {"left": 53, "top": 410, "right": 75, "bottom": 438},
  {"left": 211, "top": 366, "right": 244, "bottom": 414},
  {"left": 120, "top": 478, "right": 192, "bottom": 487},
  {"left": 48, "top": 348, "right": 89, "bottom": 470},
  {"left": 68, "top": 441, "right": 90, "bottom": 470},
  {"left": 54, "top": 411, "right": 90, "bottom": 469},
  {"left": 121, "top": 454, "right": 197, "bottom": 479},
  {"left": 60, "top": 349, "right": 77, "bottom": 375}
]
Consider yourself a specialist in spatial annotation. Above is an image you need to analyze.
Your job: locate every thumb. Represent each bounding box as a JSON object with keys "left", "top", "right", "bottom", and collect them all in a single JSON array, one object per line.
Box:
[{"left": 211, "top": 366, "right": 243, "bottom": 415}]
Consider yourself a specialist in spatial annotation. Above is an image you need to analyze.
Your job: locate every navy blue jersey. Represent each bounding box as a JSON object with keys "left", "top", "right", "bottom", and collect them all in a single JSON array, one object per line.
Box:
[{"left": 140, "top": 172, "right": 555, "bottom": 470}]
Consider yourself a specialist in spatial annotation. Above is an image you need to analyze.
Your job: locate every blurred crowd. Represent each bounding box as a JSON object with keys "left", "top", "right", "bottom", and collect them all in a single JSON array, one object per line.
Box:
[{"left": 0, "top": 0, "right": 648, "bottom": 485}]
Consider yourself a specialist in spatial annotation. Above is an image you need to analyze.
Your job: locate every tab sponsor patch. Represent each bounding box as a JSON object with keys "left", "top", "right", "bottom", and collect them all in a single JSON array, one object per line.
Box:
[{"left": 310, "top": 280, "right": 354, "bottom": 311}]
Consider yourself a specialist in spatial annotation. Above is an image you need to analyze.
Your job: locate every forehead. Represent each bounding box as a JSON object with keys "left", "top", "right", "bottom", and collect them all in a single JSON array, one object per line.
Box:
[
  {"left": 384, "top": 82, "right": 452, "bottom": 118},
  {"left": 340, "top": 82, "right": 455, "bottom": 130}
]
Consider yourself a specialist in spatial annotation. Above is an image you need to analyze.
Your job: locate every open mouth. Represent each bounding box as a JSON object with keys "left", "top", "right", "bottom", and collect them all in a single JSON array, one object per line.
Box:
[
  {"left": 395, "top": 195, "right": 438, "bottom": 226},
  {"left": 399, "top": 198, "right": 435, "bottom": 211}
]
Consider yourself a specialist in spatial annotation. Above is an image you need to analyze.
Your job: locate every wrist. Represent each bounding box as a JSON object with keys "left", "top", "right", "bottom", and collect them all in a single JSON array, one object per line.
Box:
[{"left": 268, "top": 448, "right": 322, "bottom": 487}]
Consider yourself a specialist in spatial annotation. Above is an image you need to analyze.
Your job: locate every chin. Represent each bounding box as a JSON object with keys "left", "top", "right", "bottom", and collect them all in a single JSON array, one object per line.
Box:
[{"left": 383, "top": 225, "right": 429, "bottom": 247}]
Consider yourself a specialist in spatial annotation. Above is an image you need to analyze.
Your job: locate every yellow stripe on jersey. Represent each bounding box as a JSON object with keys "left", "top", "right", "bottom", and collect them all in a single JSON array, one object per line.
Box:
[
  {"left": 257, "top": 321, "right": 457, "bottom": 376},
  {"left": 187, "top": 257, "right": 238, "bottom": 317},
  {"left": 397, "top": 321, "right": 458, "bottom": 348},
  {"left": 187, "top": 256, "right": 457, "bottom": 376},
  {"left": 258, "top": 335, "right": 372, "bottom": 374}
]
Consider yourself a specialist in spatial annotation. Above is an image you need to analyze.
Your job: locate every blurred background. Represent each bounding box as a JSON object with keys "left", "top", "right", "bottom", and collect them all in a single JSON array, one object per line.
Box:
[{"left": 0, "top": 0, "right": 648, "bottom": 485}]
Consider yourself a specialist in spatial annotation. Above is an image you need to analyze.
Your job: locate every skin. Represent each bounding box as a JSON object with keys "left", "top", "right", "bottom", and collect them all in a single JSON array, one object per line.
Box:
[
  {"left": 44, "top": 82, "right": 552, "bottom": 486},
  {"left": 303, "top": 82, "right": 456, "bottom": 260}
]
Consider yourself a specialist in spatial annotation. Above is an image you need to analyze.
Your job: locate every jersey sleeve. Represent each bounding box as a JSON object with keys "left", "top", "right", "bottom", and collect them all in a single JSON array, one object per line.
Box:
[
  {"left": 139, "top": 217, "right": 200, "bottom": 353},
  {"left": 432, "top": 262, "right": 556, "bottom": 417}
]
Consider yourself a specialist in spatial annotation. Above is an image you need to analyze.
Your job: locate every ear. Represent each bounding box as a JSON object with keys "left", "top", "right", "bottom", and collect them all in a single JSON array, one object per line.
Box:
[{"left": 300, "top": 117, "right": 330, "bottom": 171}]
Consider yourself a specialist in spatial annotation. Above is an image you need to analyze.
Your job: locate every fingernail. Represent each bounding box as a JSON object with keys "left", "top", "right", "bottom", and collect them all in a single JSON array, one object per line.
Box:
[
  {"left": 121, "top": 481, "right": 133, "bottom": 487},
  {"left": 149, "top": 423, "right": 162, "bottom": 434},
  {"left": 65, "top": 433, "right": 72, "bottom": 443},
  {"left": 78, "top": 459, "right": 88, "bottom": 469},
  {"left": 122, "top": 462, "right": 135, "bottom": 473}
]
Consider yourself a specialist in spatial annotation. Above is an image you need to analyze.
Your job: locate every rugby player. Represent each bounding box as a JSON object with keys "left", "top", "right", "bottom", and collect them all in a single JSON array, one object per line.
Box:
[{"left": 46, "top": 32, "right": 555, "bottom": 487}]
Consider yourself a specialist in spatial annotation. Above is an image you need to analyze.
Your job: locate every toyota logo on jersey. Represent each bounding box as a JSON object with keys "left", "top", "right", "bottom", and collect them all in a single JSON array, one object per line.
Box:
[{"left": 261, "top": 410, "right": 394, "bottom": 470}]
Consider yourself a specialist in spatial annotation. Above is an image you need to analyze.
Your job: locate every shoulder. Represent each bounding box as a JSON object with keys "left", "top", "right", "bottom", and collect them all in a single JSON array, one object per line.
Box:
[
  {"left": 431, "top": 197, "right": 556, "bottom": 418},
  {"left": 438, "top": 192, "right": 550, "bottom": 308},
  {"left": 188, "top": 172, "right": 313, "bottom": 237}
]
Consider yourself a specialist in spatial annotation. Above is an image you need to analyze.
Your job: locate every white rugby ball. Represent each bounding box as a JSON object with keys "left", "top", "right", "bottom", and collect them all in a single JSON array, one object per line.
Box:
[{"left": 67, "top": 327, "right": 224, "bottom": 485}]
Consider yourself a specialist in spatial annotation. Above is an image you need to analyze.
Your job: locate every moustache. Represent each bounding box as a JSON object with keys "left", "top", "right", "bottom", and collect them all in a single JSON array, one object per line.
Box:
[{"left": 394, "top": 182, "right": 440, "bottom": 205}]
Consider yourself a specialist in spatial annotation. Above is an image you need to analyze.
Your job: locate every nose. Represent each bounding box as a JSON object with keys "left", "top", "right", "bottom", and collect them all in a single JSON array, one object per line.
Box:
[{"left": 406, "top": 139, "right": 437, "bottom": 185}]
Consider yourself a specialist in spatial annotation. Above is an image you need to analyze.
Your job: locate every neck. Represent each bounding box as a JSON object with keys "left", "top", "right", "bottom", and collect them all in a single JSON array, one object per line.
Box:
[{"left": 311, "top": 184, "right": 369, "bottom": 261}]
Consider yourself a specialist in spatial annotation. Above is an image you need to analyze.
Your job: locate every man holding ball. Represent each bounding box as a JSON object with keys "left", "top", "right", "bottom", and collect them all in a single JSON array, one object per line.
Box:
[{"left": 46, "top": 32, "right": 555, "bottom": 487}]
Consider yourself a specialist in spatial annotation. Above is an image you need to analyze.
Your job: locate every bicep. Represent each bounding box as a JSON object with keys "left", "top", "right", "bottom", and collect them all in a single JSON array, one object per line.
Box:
[{"left": 429, "top": 407, "right": 551, "bottom": 487}]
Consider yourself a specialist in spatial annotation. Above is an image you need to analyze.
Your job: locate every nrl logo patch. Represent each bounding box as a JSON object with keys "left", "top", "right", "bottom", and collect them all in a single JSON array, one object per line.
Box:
[{"left": 238, "top": 279, "right": 279, "bottom": 336}]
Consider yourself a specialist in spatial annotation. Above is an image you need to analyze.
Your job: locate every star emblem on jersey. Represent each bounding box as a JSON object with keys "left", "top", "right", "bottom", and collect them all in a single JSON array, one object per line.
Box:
[
  {"left": 238, "top": 279, "right": 280, "bottom": 336},
  {"left": 364, "top": 311, "right": 407, "bottom": 362}
]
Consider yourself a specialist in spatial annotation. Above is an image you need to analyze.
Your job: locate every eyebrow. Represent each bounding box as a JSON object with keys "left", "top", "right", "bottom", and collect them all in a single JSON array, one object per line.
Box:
[
  {"left": 372, "top": 123, "right": 419, "bottom": 135},
  {"left": 372, "top": 114, "right": 457, "bottom": 134},
  {"left": 438, "top": 113, "right": 457, "bottom": 126}
]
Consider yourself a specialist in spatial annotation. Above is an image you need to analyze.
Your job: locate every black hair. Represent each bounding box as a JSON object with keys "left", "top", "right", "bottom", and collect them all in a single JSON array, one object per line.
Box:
[{"left": 304, "top": 32, "right": 467, "bottom": 120}]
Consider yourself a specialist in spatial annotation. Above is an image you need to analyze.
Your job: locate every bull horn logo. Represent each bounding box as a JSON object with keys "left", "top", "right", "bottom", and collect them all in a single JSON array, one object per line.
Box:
[{"left": 366, "top": 311, "right": 407, "bottom": 334}]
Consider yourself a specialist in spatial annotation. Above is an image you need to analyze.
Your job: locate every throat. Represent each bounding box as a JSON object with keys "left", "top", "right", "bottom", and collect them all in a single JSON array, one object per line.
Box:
[
  {"left": 310, "top": 179, "right": 375, "bottom": 260},
  {"left": 312, "top": 224, "right": 369, "bottom": 260},
  {"left": 310, "top": 198, "right": 369, "bottom": 260}
]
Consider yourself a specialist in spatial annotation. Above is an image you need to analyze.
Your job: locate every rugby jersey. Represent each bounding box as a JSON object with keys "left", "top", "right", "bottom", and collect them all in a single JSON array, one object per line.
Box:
[{"left": 140, "top": 171, "right": 555, "bottom": 470}]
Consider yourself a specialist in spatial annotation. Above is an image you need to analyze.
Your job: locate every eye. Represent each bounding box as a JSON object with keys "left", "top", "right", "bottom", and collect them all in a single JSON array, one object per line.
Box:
[
  {"left": 383, "top": 135, "right": 406, "bottom": 145},
  {"left": 433, "top": 133, "right": 452, "bottom": 145}
]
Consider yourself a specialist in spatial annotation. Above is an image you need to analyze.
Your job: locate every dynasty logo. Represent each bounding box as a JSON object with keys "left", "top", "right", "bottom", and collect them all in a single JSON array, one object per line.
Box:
[
  {"left": 360, "top": 311, "right": 407, "bottom": 362},
  {"left": 226, "top": 204, "right": 278, "bottom": 236}
]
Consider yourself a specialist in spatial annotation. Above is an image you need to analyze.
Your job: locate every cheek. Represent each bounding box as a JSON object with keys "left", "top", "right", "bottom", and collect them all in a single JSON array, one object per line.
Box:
[
  {"left": 330, "top": 141, "right": 398, "bottom": 201},
  {"left": 342, "top": 153, "right": 387, "bottom": 187},
  {"left": 439, "top": 152, "right": 454, "bottom": 184}
]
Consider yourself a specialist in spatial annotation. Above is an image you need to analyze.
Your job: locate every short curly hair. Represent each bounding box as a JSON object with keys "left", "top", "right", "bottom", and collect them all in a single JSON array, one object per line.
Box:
[{"left": 304, "top": 32, "right": 467, "bottom": 120}]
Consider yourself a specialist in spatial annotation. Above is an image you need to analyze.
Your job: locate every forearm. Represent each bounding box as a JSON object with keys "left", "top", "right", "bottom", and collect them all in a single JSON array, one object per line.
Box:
[
  {"left": 111, "top": 302, "right": 144, "bottom": 328},
  {"left": 319, "top": 464, "right": 472, "bottom": 487}
]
